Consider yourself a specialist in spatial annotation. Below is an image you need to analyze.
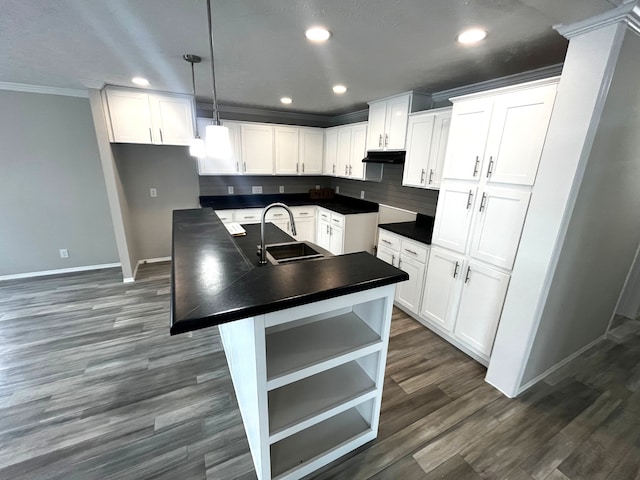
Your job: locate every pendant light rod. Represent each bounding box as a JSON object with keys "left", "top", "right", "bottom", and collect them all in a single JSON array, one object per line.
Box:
[
  {"left": 183, "top": 53, "right": 202, "bottom": 137},
  {"left": 206, "top": 0, "right": 221, "bottom": 126}
]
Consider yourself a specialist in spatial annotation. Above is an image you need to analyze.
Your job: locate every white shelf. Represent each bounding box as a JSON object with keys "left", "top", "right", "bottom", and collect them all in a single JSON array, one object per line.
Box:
[
  {"left": 268, "top": 360, "right": 377, "bottom": 443},
  {"left": 270, "top": 406, "right": 373, "bottom": 480},
  {"left": 266, "top": 312, "right": 382, "bottom": 390}
]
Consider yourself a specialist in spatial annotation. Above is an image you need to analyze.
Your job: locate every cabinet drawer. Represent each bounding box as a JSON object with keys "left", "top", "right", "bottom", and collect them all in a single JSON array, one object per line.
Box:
[
  {"left": 236, "top": 208, "right": 263, "bottom": 223},
  {"left": 266, "top": 209, "right": 290, "bottom": 221},
  {"left": 378, "top": 230, "right": 401, "bottom": 251},
  {"left": 330, "top": 214, "right": 345, "bottom": 229},
  {"left": 215, "top": 210, "right": 235, "bottom": 223},
  {"left": 291, "top": 206, "right": 316, "bottom": 218},
  {"left": 318, "top": 209, "right": 331, "bottom": 222},
  {"left": 400, "top": 239, "right": 428, "bottom": 264}
]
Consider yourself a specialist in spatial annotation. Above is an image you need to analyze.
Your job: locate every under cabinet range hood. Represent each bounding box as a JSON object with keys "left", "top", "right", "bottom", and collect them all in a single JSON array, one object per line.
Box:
[
  {"left": 362, "top": 151, "right": 406, "bottom": 182},
  {"left": 362, "top": 151, "right": 406, "bottom": 164}
]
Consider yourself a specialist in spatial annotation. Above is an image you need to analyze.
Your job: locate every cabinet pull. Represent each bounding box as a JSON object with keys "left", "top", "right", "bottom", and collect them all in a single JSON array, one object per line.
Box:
[
  {"left": 464, "top": 266, "right": 471, "bottom": 284},
  {"left": 486, "top": 157, "right": 494, "bottom": 178},
  {"left": 381, "top": 239, "right": 392, "bottom": 245},
  {"left": 159, "top": 128, "right": 164, "bottom": 143},
  {"left": 405, "top": 248, "right": 418, "bottom": 255},
  {"left": 243, "top": 162, "right": 247, "bottom": 172},
  {"left": 300, "top": 212, "right": 309, "bottom": 215},
  {"left": 384, "top": 134, "right": 389, "bottom": 147},
  {"left": 287, "top": 221, "right": 290, "bottom": 231},
  {"left": 332, "top": 218, "right": 340, "bottom": 224},
  {"left": 296, "top": 163, "right": 299, "bottom": 173},
  {"left": 302, "top": 163, "right": 305, "bottom": 173},
  {"left": 466, "top": 190, "right": 473, "bottom": 209},
  {"left": 473, "top": 156, "right": 480, "bottom": 177},
  {"left": 330, "top": 226, "right": 333, "bottom": 235},
  {"left": 236, "top": 162, "right": 239, "bottom": 172},
  {"left": 391, "top": 254, "right": 395, "bottom": 265},
  {"left": 326, "top": 225, "right": 329, "bottom": 234},
  {"left": 479, "top": 192, "right": 487, "bottom": 212},
  {"left": 149, "top": 128, "right": 153, "bottom": 142},
  {"left": 429, "top": 169, "right": 434, "bottom": 184},
  {"left": 378, "top": 134, "right": 383, "bottom": 147},
  {"left": 453, "top": 261, "right": 460, "bottom": 278},
  {"left": 420, "top": 169, "right": 425, "bottom": 184},
  {"left": 273, "top": 213, "right": 284, "bottom": 217},
  {"left": 345, "top": 165, "right": 348, "bottom": 175},
  {"left": 349, "top": 165, "right": 352, "bottom": 175},
  {"left": 398, "top": 258, "right": 402, "bottom": 268},
  {"left": 332, "top": 164, "right": 336, "bottom": 174}
]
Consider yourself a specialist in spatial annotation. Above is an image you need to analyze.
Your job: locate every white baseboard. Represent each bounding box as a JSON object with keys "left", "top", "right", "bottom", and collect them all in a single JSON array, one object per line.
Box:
[
  {"left": 516, "top": 334, "right": 605, "bottom": 396},
  {"left": 126, "top": 256, "right": 172, "bottom": 283},
  {"left": 0, "top": 262, "right": 121, "bottom": 282}
]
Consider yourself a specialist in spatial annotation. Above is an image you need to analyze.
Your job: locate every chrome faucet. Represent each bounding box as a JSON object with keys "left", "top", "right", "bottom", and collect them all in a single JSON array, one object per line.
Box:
[{"left": 259, "top": 203, "right": 297, "bottom": 265}]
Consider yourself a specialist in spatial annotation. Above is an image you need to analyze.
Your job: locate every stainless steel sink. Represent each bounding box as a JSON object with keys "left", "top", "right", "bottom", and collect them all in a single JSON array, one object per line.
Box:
[{"left": 263, "top": 241, "right": 330, "bottom": 265}]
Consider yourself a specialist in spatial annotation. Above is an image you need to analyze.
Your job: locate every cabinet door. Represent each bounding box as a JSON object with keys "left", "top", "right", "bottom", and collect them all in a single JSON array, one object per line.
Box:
[
  {"left": 484, "top": 85, "right": 557, "bottom": 186},
  {"left": 396, "top": 255, "right": 426, "bottom": 315},
  {"left": 366, "top": 101, "right": 387, "bottom": 151},
  {"left": 197, "top": 119, "right": 239, "bottom": 174},
  {"left": 385, "top": 94, "right": 411, "bottom": 150},
  {"left": 336, "top": 128, "right": 352, "bottom": 178},
  {"left": 324, "top": 129, "right": 338, "bottom": 175},
  {"left": 376, "top": 245, "right": 398, "bottom": 267},
  {"left": 274, "top": 126, "right": 299, "bottom": 174},
  {"left": 349, "top": 124, "right": 367, "bottom": 180},
  {"left": 317, "top": 218, "right": 331, "bottom": 251},
  {"left": 420, "top": 247, "right": 464, "bottom": 332},
  {"left": 152, "top": 94, "right": 194, "bottom": 146},
  {"left": 269, "top": 218, "right": 290, "bottom": 234},
  {"left": 427, "top": 111, "right": 452, "bottom": 189},
  {"left": 293, "top": 217, "right": 315, "bottom": 243},
  {"left": 241, "top": 124, "right": 274, "bottom": 174},
  {"left": 469, "top": 187, "right": 531, "bottom": 270},
  {"left": 300, "top": 128, "right": 324, "bottom": 175},
  {"left": 442, "top": 99, "right": 492, "bottom": 181},
  {"left": 403, "top": 113, "right": 435, "bottom": 188},
  {"left": 454, "top": 261, "right": 510, "bottom": 357},
  {"left": 106, "top": 89, "right": 153, "bottom": 143},
  {"left": 329, "top": 224, "right": 344, "bottom": 255},
  {"left": 431, "top": 183, "right": 477, "bottom": 254}
]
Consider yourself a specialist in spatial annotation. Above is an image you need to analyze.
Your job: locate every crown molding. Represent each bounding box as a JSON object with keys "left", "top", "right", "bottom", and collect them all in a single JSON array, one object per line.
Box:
[
  {"left": 554, "top": 1, "right": 640, "bottom": 38},
  {"left": 0, "top": 81, "right": 89, "bottom": 98},
  {"left": 328, "top": 109, "right": 369, "bottom": 127},
  {"left": 198, "top": 102, "right": 333, "bottom": 125},
  {"left": 431, "top": 64, "right": 563, "bottom": 104}
]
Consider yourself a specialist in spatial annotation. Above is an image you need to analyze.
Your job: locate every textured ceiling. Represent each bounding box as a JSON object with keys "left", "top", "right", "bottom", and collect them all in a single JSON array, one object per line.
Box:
[{"left": 0, "top": 0, "right": 617, "bottom": 115}]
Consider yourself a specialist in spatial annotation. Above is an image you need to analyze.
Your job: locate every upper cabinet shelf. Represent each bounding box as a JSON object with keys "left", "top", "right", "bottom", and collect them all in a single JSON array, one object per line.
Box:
[{"left": 103, "top": 86, "right": 195, "bottom": 146}]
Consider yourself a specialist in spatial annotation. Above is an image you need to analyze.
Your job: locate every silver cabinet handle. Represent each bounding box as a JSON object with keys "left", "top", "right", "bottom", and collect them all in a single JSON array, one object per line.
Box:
[
  {"left": 159, "top": 128, "right": 163, "bottom": 143},
  {"left": 149, "top": 128, "right": 153, "bottom": 142},
  {"left": 464, "top": 266, "right": 471, "bottom": 284},
  {"left": 487, "top": 156, "right": 494, "bottom": 178},
  {"left": 326, "top": 225, "right": 329, "bottom": 234},
  {"left": 381, "top": 239, "right": 392, "bottom": 245},
  {"left": 236, "top": 162, "right": 239, "bottom": 172},
  {"left": 429, "top": 169, "right": 434, "bottom": 184},
  {"left": 405, "top": 248, "right": 418, "bottom": 255},
  {"left": 302, "top": 163, "right": 305, "bottom": 173},
  {"left": 453, "top": 261, "right": 460, "bottom": 278},
  {"left": 345, "top": 165, "right": 348, "bottom": 175},
  {"left": 330, "top": 226, "right": 333, "bottom": 235},
  {"left": 287, "top": 221, "right": 290, "bottom": 231},
  {"left": 332, "top": 164, "right": 336, "bottom": 174},
  {"left": 379, "top": 134, "right": 383, "bottom": 147},
  {"left": 296, "top": 163, "right": 299, "bottom": 173},
  {"left": 473, "top": 156, "right": 480, "bottom": 177},
  {"left": 300, "top": 212, "right": 309, "bottom": 215},
  {"left": 420, "top": 169, "right": 425, "bottom": 184},
  {"left": 479, "top": 192, "right": 487, "bottom": 212},
  {"left": 391, "top": 254, "right": 395, "bottom": 265},
  {"left": 398, "top": 258, "right": 402, "bottom": 268},
  {"left": 332, "top": 218, "right": 340, "bottom": 224},
  {"left": 273, "top": 213, "right": 284, "bottom": 217},
  {"left": 243, "top": 162, "right": 247, "bottom": 172},
  {"left": 466, "top": 190, "right": 473, "bottom": 209},
  {"left": 384, "top": 134, "right": 389, "bottom": 147},
  {"left": 349, "top": 165, "right": 352, "bottom": 175}
]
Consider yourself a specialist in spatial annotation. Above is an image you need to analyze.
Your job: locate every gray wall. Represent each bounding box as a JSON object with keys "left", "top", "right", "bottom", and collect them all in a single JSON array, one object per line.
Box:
[
  {"left": 199, "top": 175, "right": 330, "bottom": 196},
  {"left": 0, "top": 90, "right": 118, "bottom": 276},
  {"left": 114, "top": 144, "right": 200, "bottom": 260},
  {"left": 521, "top": 29, "right": 640, "bottom": 384}
]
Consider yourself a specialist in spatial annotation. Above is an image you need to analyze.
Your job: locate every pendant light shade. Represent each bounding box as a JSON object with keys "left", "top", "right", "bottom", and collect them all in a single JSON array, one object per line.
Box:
[
  {"left": 189, "top": 137, "right": 206, "bottom": 158},
  {"left": 205, "top": 124, "right": 231, "bottom": 159}
]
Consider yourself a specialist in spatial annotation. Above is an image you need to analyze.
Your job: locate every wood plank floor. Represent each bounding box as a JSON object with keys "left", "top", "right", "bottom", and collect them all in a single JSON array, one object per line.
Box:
[{"left": 0, "top": 262, "right": 639, "bottom": 479}]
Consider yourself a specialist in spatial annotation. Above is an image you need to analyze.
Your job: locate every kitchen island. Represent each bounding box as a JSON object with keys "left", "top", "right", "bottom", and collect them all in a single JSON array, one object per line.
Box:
[{"left": 171, "top": 208, "right": 407, "bottom": 480}]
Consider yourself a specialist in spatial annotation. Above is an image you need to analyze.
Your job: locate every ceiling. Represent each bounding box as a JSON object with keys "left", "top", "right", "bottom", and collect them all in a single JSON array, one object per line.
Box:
[{"left": 0, "top": 0, "right": 621, "bottom": 115}]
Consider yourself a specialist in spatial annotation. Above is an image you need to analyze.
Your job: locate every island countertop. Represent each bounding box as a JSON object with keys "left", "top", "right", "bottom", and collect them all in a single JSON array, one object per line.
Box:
[{"left": 170, "top": 208, "right": 408, "bottom": 335}]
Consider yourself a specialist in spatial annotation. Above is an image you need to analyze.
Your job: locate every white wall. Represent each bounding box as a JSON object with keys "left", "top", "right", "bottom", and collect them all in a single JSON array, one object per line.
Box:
[{"left": 0, "top": 90, "right": 118, "bottom": 276}]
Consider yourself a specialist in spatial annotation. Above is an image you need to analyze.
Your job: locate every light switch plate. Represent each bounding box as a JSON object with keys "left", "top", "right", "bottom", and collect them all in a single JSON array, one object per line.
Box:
[
  {"left": 360, "top": 190, "right": 365, "bottom": 199},
  {"left": 252, "top": 186, "right": 263, "bottom": 194},
  {"left": 228, "top": 186, "right": 234, "bottom": 194},
  {"left": 336, "top": 186, "right": 340, "bottom": 194},
  {"left": 315, "top": 185, "right": 320, "bottom": 189},
  {"left": 279, "top": 186, "right": 285, "bottom": 193},
  {"left": 59, "top": 249, "right": 69, "bottom": 258},
  {"left": 149, "top": 188, "right": 157, "bottom": 198}
]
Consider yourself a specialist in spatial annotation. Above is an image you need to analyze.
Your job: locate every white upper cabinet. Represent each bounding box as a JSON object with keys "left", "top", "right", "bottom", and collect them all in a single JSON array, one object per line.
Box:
[
  {"left": 431, "top": 182, "right": 477, "bottom": 254},
  {"left": 324, "top": 128, "right": 338, "bottom": 175},
  {"left": 442, "top": 99, "right": 493, "bottom": 181},
  {"left": 402, "top": 108, "right": 452, "bottom": 190},
  {"left": 299, "top": 128, "right": 324, "bottom": 175},
  {"left": 349, "top": 124, "right": 367, "bottom": 180},
  {"left": 197, "top": 119, "right": 241, "bottom": 175},
  {"left": 104, "top": 87, "right": 194, "bottom": 146},
  {"left": 366, "top": 102, "right": 388, "bottom": 151},
  {"left": 336, "top": 128, "right": 352, "bottom": 178},
  {"left": 329, "top": 122, "right": 367, "bottom": 180},
  {"left": 385, "top": 95, "right": 411, "bottom": 150},
  {"left": 274, "top": 126, "right": 299, "bottom": 175},
  {"left": 241, "top": 123, "right": 274, "bottom": 174}
]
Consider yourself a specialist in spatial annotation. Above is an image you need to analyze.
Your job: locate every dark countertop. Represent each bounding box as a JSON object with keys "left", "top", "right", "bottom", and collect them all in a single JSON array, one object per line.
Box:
[
  {"left": 199, "top": 193, "right": 379, "bottom": 215},
  {"left": 171, "top": 208, "right": 408, "bottom": 335},
  {"left": 378, "top": 213, "right": 435, "bottom": 245}
]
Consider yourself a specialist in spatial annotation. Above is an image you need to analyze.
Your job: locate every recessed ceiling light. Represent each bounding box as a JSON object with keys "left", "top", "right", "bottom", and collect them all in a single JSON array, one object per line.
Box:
[
  {"left": 457, "top": 28, "right": 487, "bottom": 44},
  {"left": 305, "top": 27, "right": 331, "bottom": 42},
  {"left": 332, "top": 85, "right": 347, "bottom": 94},
  {"left": 280, "top": 97, "right": 292, "bottom": 105},
  {"left": 132, "top": 77, "right": 150, "bottom": 86}
]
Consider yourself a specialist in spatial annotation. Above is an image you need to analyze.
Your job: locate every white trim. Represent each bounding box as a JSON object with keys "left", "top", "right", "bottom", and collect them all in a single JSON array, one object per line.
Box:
[
  {"left": 378, "top": 203, "right": 417, "bottom": 216},
  {"left": 515, "top": 335, "right": 605, "bottom": 396},
  {"left": 123, "top": 277, "right": 135, "bottom": 284},
  {"left": 0, "top": 81, "right": 89, "bottom": 98},
  {"left": 448, "top": 76, "right": 561, "bottom": 103},
  {"left": 0, "top": 263, "right": 121, "bottom": 281},
  {"left": 141, "top": 256, "right": 171, "bottom": 264},
  {"left": 131, "top": 261, "right": 140, "bottom": 281},
  {"left": 554, "top": 1, "right": 639, "bottom": 38}
]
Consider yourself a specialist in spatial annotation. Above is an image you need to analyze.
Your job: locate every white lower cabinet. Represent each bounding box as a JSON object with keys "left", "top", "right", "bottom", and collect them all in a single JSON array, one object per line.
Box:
[
  {"left": 396, "top": 255, "right": 425, "bottom": 314},
  {"left": 317, "top": 208, "right": 377, "bottom": 255},
  {"left": 431, "top": 182, "right": 477, "bottom": 254}
]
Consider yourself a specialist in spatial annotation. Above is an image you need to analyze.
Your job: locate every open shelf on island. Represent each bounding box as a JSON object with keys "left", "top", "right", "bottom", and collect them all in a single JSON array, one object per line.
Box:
[
  {"left": 270, "top": 405, "right": 373, "bottom": 480},
  {"left": 268, "top": 358, "right": 378, "bottom": 443},
  {"left": 266, "top": 311, "right": 383, "bottom": 390}
]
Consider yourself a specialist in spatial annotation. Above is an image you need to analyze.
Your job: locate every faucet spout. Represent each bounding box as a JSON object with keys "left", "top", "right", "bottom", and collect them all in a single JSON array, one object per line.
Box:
[{"left": 259, "top": 203, "right": 297, "bottom": 265}]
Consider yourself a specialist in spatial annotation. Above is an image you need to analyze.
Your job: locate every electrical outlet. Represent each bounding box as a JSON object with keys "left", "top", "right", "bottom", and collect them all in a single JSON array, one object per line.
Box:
[
  {"left": 252, "top": 186, "right": 263, "bottom": 194},
  {"left": 336, "top": 186, "right": 340, "bottom": 194},
  {"left": 149, "top": 188, "right": 157, "bottom": 198},
  {"left": 315, "top": 185, "right": 320, "bottom": 190},
  {"left": 279, "top": 186, "right": 285, "bottom": 193},
  {"left": 228, "top": 186, "right": 234, "bottom": 194},
  {"left": 59, "top": 249, "right": 69, "bottom": 259},
  {"left": 360, "top": 190, "right": 365, "bottom": 199}
]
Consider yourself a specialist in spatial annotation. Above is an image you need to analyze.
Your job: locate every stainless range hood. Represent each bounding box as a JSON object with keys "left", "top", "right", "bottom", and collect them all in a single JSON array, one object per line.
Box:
[{"left": 362, "top": 151, "right": 406, "bottom": 182}]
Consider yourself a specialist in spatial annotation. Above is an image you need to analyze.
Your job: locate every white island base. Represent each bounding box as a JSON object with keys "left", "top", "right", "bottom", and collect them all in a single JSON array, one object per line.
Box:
[{"left": 218, "top": 284, "right": 396, "bottom": 480}]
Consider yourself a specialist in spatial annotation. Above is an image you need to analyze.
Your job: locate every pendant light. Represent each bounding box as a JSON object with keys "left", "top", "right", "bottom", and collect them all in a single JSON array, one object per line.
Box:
[
  {"left": 204, "top": 0, "right": 231, "bottom": 160},
  {"left": 184, "top": 54, "right": 206, "bottom": 158}
]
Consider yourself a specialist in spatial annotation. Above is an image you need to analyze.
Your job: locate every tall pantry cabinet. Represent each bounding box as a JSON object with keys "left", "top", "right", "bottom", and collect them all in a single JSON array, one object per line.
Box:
[{"left": 421, "top": 78, "right": 558, "bottom": 363}]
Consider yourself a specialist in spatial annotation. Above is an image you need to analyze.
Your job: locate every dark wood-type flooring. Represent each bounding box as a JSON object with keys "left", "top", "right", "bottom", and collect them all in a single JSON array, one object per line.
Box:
[{"left": 1, "top": 262, "right": 639, "bottom": 479}]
